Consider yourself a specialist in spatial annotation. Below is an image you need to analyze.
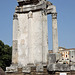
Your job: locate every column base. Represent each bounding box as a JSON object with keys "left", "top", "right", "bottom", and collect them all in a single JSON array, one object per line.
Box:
[{"left": 6, "top": 66, "right": 75, "bottom": 75}]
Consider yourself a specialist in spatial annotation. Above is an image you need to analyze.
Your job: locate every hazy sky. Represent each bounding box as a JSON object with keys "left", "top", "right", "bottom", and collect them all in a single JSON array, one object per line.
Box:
[{"left": 0, "top": 0, "right": 75, "bottom": 50}]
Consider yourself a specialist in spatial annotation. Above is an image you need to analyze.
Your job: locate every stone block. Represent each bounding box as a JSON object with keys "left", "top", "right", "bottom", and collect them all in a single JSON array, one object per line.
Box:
[
  {"left": 36, "top": 63, "right": 43, "bottom": 72},
  {"left": 48, "top": 53, "right": 56, "bottom": 64},
  {"left": 48, "top": 53, "right": 61, "bottom": 64},
  {"left": 56, "top": 53, "right": 61, "bottom": 61},
  {"left": 17, "top": 68, "right": 22, "bottom": 72},
  {"left": 6, "top": 64, "right": 18, "bottom": 72},
  {"left": 69, "top": 50, "right": 75, "bottom": 64},
  {"left": 70, "top": 65, "right": 75, "bottom": 70},
  {"left": 31, "top": 66, "right": 36, "bottom": 72},
  {"left": 47, "top": 63, "right": 70, "bottom": 71},
  {"left": 22, "top": 66, "right": 31, "bottom": 73}
]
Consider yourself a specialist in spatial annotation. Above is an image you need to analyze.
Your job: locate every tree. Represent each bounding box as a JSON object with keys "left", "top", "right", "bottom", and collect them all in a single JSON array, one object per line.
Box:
[{"left": 0, "top": 40, "right": 12, "bottom": 71}]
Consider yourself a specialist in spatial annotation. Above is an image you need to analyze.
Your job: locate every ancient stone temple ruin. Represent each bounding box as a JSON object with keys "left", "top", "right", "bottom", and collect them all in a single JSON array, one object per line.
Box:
[{"left": 6, "top": 0, "right": 75, "bottom": 75}]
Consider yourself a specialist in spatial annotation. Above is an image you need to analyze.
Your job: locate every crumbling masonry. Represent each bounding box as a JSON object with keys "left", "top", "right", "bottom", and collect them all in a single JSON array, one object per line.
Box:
[{"left": 6, "top": 0, "right": 75, "bottom": 75}]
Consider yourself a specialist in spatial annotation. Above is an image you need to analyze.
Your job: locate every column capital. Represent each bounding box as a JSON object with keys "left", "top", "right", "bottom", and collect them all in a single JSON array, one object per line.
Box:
[
  {"left": 51, "top": 13, "right": 57, "bottom": 19},
  {"left": 13, "top": 13, "right": 18, "bottom": 20}
]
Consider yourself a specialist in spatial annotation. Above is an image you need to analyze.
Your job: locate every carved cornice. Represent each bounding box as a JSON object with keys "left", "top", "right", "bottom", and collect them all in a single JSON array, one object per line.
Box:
[
  {"left": 17, "top": 0, "right": 43, "bottom": 6},
  {"left": 15, "top": 0, "right": 57, "bottom": 15},
  {"left": 15, "top": 2, "right": 46, "bottom": 13}
]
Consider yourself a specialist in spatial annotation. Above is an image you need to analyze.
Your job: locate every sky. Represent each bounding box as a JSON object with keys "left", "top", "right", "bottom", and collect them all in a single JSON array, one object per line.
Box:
[{"left": 0, "top": 0, "right": 75, "bottom": 50}]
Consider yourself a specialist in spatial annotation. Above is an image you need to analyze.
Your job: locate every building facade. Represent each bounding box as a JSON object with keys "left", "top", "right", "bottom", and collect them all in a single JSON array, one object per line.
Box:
[{"left": 59, "top": 47, "right": 75, "bottom": 64}]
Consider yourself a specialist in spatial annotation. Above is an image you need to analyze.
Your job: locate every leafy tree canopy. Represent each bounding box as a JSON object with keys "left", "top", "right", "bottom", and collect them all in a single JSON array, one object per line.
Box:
[{"left": 0, "top": 40, "right": 12, "bottom": 71}]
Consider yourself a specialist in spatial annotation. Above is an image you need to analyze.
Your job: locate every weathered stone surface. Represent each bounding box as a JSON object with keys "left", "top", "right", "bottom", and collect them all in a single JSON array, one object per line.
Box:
[
  {"left": 10, "top": 10, "right": 48, "bottom": 68},
  {"left": 6, "top": 65, "right": 75, "bottom": 75},
  {"left": 47, "top": 5, "right": 56, "bottom": 14},
  {"left": 69, "top": 50, "right": 75, "bottom": 64},
  {"left": 47, "top": 52, "right": 75, "bottom": 72},
  {"left": 28, "top": 11, "right": 43, "bottom": 64},
  {"left": 17, "top": 13, "right": 29, "bottom": 66},
  {"left": 6, "top": 0, "right": 61, "bottom": 74},
  {"left": 36, "top": 63, "right": 43, "bottom": 72},
  {"left": 15, "top": 2, "right": 46, "bottom": 13},
  {"left": 12, "top": 40, "right": 18, "bottom": 64},
  {"left": 52, "top": 13, "right": 58, "bottom": 53},
  {"left": 12, "top": 13, "right": 18, "bottom": 64},
  {"left": 22, "top": 66, "right": 31, "bottom": 73},
  {"left": 16, "top": 0, "right": 56, "bottom": 14},
  {"left": 48, "top": 53, "right": 56, "bottom": 64},
  {"left": 42, "top": 13, "right": 48, "bottom": 65},
  {"left": 13, "top": 13, "right": 18, "bottom": 40},
  {"left": 48, "top": 53, "right": 61, "bottom": 64},
  {"left": 6, "top": 64, "right": 18, "bottom": 72},
  {"left": 17, "top": 0, "right": 30, "bottom": 2},
  {"left": 70, "top": 65, "right": 75, "bottom": 70},
  {"left": 47, "top": 63, "right": 70, "bottom": 71},
  {"left": 17, "top": 0, "right": 39, "bottom": 3}
]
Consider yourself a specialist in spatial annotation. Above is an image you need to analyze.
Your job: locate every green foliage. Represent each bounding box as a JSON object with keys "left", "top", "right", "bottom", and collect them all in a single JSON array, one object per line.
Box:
[{"left": 0, "top": 40, "right": 12, "bottom": 71}]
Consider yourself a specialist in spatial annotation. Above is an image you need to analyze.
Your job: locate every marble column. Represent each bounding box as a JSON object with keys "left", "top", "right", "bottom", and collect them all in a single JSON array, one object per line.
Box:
[
  {"left": 17, "top": 13, "right": 29, "bottom": 66},
  {"left": 42, "top": 13, "right": 48, "bottom": 65},
  {"left": 28, "top": 11, "right": 43, "bottom": 64},
  {"left": 52, "top": 13, "right": 58, "bottom": 53},
  {"left": 12, "top": 13, "right": 18, "bottom": 64}
]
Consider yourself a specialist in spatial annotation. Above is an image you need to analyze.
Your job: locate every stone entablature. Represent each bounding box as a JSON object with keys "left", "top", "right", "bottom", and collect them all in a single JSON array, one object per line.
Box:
[
  {"left": 15, "top": 2, "right": 46, "bottom": 13},
  {"left": 15, "top": 0, "right": 56, "bottom": 14},
  {"left": 17, "top": 0, "right": 45, "bottom": 4}
]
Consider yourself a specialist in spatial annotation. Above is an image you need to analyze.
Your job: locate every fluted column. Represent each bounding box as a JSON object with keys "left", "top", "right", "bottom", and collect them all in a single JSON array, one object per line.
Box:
[
  {"left": 52, "top": 13, "right": 58, "bottom": 53},
  {"left": 42, "top": 13, "right": 48, "bottom": 65},
  {"left": 28, "top": 11, "right": 43, "bottom": 64},
  {"left": 12, "top": 13, "right": 18, "bottom": 64}
]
